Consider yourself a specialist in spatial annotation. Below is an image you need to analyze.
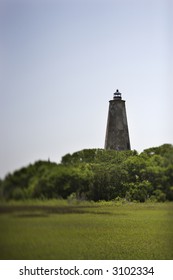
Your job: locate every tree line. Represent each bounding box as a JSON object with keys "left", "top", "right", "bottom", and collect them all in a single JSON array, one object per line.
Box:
[{"left": 0, "top": 144, "right": 173, "bottom": 202}]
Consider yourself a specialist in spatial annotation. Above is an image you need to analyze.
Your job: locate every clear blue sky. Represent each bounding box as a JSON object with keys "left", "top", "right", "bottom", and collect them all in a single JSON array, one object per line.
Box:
[{"left": 0, "top": 0, "right": 172, "bottom": 178}]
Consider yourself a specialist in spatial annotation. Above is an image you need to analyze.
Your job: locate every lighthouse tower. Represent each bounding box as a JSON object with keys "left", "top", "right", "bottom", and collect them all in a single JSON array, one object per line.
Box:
[{"left": 104, "top": 90, "right": 131, "bottom": 150}]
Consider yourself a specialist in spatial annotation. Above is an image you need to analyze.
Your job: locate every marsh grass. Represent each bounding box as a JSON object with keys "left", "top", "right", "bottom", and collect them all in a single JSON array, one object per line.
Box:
[{"left": 0, "top": 200, "right": 172, "bottom": 260}]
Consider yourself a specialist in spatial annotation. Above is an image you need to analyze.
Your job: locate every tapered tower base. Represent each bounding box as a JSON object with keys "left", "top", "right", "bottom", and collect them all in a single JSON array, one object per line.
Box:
[{"left": 104, "top": 90, "right": 131, "bottom": 150}]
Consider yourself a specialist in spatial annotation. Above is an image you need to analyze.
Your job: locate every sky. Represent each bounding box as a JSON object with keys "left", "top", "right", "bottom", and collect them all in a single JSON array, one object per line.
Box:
[{"left": 0, "top": 0, "right": 173, "bottom": 178}]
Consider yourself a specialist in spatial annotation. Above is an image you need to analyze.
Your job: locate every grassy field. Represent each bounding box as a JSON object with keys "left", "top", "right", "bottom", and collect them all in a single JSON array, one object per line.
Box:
[{"left": 0, "top": 200, "right": 172, "bottom": 260}]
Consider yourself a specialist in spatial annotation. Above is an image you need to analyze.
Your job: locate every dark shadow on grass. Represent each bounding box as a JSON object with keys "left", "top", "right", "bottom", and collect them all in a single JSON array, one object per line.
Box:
[{"left": 0, "top": 205, "right": 117, "bottom": 217}]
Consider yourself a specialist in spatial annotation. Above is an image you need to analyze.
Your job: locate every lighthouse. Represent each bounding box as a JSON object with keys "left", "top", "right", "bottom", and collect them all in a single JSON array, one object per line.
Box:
[{"left": 104, "top": 90, "right": 131, "bottom": 150}]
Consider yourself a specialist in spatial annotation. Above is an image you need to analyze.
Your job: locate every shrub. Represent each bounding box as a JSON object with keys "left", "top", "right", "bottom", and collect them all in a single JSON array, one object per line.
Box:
[
  {"left": 153, "top": 190, "right": 166, "bottom": 202},
  {"left": 12, "top": 188, "right": 26, "bottom": 200}
]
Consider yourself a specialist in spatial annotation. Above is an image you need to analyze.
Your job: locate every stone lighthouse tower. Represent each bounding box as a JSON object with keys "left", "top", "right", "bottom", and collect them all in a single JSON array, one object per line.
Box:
[{"left": 104, "top": 89, "right": 131, "bottom": 150}]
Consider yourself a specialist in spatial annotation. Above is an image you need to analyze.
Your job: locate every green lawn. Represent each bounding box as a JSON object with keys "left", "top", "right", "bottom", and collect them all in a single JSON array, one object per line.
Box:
[{"left": 0, "top": 200, "right": 172, "bottom": 260}]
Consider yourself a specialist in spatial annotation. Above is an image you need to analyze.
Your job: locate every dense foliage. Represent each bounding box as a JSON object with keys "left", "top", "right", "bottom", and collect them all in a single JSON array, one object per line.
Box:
[{"left": 0, "top": 144, "right": 173, "bottom": 202}]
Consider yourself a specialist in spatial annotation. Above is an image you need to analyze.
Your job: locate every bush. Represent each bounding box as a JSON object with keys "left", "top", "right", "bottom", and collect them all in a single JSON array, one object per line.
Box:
[
  {"left": 153, "top": 190, "right": 166, "bottom": 202},
  {"left": 12, "top": 188, "right": 26, "bottom": 200}
]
